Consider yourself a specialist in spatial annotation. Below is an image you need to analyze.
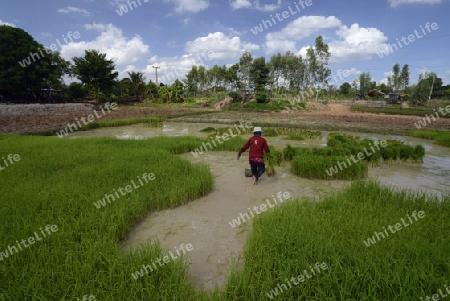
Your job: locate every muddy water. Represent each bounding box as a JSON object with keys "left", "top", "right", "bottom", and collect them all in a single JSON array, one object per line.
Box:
[
  {"left": 122, "top": 152, "right": 348, "bottom": 290},
  {"left": 69, "top": 122, "right": 450, "bottom": 290}
]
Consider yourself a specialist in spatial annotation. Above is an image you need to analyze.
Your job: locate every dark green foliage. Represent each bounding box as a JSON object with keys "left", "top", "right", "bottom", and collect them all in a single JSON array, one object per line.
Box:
[
  {"left": 255, "top": 91, "right": 269, "bottom": 103},
  {"left": 228, "top": 92, "right": 241, "bottom": 102},
  {"left": 0, "top": 25, "right": 69, "bottom": 100},
  {"left": 66, "top": 82, "right": 87, "bottom": 100},
  {"left": 71, "top": 49, "right": 118, "bottom": 93}
]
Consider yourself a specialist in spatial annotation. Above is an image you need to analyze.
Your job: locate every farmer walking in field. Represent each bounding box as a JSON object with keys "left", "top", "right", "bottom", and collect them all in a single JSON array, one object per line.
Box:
[{"left": 237, "top": 127, "right": 270, "bottom": 185}]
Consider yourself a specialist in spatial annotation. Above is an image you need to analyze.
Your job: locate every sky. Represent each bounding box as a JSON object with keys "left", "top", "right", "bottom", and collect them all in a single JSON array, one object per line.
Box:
[{"left": 1, "top": 0, "right": 449, "bottom": 88}]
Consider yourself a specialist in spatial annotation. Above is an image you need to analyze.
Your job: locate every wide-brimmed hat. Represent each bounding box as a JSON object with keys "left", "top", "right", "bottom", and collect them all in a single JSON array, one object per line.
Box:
[{"left": 253, "top": 127, "right": 262, "bottom": 132}]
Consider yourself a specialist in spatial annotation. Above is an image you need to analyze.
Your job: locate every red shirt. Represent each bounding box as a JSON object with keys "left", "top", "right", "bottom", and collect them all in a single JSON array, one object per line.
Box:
[{"left": 239, "top": 136, "right": 270, "bottom": 163}]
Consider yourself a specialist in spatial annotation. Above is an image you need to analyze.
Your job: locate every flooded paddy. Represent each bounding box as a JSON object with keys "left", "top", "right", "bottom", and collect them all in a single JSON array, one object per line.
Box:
[{"left": 68, "top": 122, "right": 449, "bottom": 290}]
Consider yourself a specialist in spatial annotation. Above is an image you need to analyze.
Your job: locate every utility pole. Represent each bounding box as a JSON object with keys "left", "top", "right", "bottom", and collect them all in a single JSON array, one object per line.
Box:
[
  {"left": 428, "top": 75, "right": 435, "bottom": 102},
  {"left": 152, "top": 65, "right": 160, "bottom": 84}
]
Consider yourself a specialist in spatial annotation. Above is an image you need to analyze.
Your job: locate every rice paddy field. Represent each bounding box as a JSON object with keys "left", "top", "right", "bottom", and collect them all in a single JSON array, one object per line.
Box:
[{"left": 1, "top": 125, "right": 449, "bottom": 300}]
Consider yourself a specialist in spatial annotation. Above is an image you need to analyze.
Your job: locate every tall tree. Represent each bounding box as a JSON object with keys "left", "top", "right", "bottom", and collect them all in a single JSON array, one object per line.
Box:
[
  {"left": 250, "top": 56, "right": 269, "bottom": 92},
  {"left": 339, "top": 82, "right": 352, "bottom": 95},
  {"left": 312, "top": 35, "right": 331, "bottom": 90},
  {"left": 268, "top": 53, "right": 284, "bottom": 97},
  {"left": 282, "top": 51, "right": 306, "bottom": 98},
  {"left": 71, "top": 50, "right": 118, "bottom": 95},
  {"left": 0, "top": 25, "right": 69, "bottom": 100},
  {"left": 184, "top": 66, "right": 199, "bottom": 96},
  {"left": 225, "top": 64, "right": 240, "bottom": 93},
  {"left": 238, "top": 51, "right": 253, "bottom": 93},
  {"left": 411, "top": 71, "right": 440, "bottom": 106},
  {"left": 400, "top": 64, "right": 410, "bottom": 92},
  {"left": 359, "top": 72, "right": 372, "bottom": 98},
  {"left": 123, "top": 71, "right": 146, "bottom": 101}
]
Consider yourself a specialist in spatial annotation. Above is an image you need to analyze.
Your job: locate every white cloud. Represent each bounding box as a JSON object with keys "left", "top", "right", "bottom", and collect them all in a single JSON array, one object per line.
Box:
[
  {"left": 326, "top": 24, "right": 390, "bottom": 63},
  {"left": 379, "top": 71, "right": 393, "bottom": 85},
  {"left": 60, "top": 23, "right": 150, "bottom": 66},
  {"left": 230, "top": 0, "right": 252, "bottom": 10},
  {"left": 388, "top": 0, "right": 441, "bottom": 7},
  {"left": 265, "top": 16, "right": 342, "bottom": 54},
  {"left": 264, "top": 17, "right": 390, "bottom": 64},
  {"left": 230, "top": 0, "right": 282, "bottom": 11},
  {"left": 57, "top": 6, "right": 90, "bottom": 16},
  {"left": 40, "top": 32, "right": 53, "bottom": 39},
  {"left": 329, "top": 68, "right": 361, "bottom": 85},
  {"left": 0, "top": 20, "right": 16, "bottom": 27},
  {"left": 143, "top": 54, "right": 213, "bottom": 84},
  {"left": 185, "top": 32, "right": 259, "bottom": 60},
  {"left": 163, "top": 0, "right": 209, "bottom": 13}
]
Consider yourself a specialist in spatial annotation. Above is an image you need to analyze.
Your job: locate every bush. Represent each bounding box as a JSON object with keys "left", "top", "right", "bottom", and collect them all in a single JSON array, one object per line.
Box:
[
  {"left": 255, "top": 91, "right": 269, "bottom": 103},
  {"left": 228, "top": 92, "right": 241, "bottom": 102}
]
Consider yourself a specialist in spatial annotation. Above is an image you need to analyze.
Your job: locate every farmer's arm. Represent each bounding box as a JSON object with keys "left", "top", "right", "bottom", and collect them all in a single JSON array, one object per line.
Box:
[
  {"left": 263, "top": 140, "right": 270, "bottom": 154},
  {"left": 237, "top": 139, "right": 251, "bottom": 160}
]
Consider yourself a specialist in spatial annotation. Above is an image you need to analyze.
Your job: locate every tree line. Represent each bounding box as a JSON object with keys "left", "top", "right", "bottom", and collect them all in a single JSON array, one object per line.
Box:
[{"left": 0, "top": 25, "right": 448, "bottom": 105}]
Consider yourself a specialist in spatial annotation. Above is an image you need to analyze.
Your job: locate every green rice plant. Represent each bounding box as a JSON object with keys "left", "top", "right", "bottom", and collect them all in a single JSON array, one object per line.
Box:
[
  {"left": 282, "top": 144, "right": 296, "bottom": 161},
  {"left": 413, "top": 145, "right": 426, "bottom": 163},
  {"left": 293, "top": 147, "right": 313, "bottom": 157},
  {"left": 263, "top": 128, "right": 278, "bottom": 137},
  {"left": 291, "top": 154, "right": 368, "bottom": 180},
  {"left": 0, "top": 135, "right": 217, "bottom": 300},
  {"left": 263, "top": 147, "right": 283, "bottom": 177},
  {"left": 265, "top": 160, "right": 276, "bottom": 177},
  {"left": 226, "top": 180, "right": 450, "bottom": 300},
  {"left": 409, "top": 130, "right": 450, "bottom": 147}
]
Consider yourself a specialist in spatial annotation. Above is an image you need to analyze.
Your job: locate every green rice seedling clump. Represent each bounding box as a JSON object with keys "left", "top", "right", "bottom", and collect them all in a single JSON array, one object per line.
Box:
[
  {"left": 291, "top": 153, "right": 368, "bottom": 180},
  {"left": 226, "top": 181, "right": 450, "bottom": 300},
  {"left": 409, "top": 130, "right": 450, "bottom": 147},
  {"left": 0, "top": 135, "right": 216, "bottom": 300}
]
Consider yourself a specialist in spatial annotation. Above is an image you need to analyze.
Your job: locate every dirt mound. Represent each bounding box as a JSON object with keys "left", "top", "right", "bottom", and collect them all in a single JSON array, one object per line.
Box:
[{"left": 0, "top": 103, "right": 94, "bottom": 116}]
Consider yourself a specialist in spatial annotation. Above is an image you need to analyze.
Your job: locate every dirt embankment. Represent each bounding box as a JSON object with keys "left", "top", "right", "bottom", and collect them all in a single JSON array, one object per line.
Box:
[
  {"left": 0, "top": 102, "right": 449, "bottom": 134},
  {"left": 0, "top": 103, "right": 210, "bottom": 134}
]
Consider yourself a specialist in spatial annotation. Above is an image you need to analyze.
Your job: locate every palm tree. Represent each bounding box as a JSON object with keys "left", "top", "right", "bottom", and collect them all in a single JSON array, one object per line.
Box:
[{"left": 126, "top": 71, "right": 146, "bottom": 102}]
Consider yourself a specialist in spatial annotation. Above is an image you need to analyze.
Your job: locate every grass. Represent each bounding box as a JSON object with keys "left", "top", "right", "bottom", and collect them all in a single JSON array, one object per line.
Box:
[
  {"left": 226, "top": 180, "right": 450, "bottom": 300},
  {"left": 0, "top": 135, "right": 218, "bottom": 300},
  {"left": 1, "top": 133, "right": 448, "bottom": 300},
  {"left": 408, "top": 130, "right": 450, "bottom": 147}
]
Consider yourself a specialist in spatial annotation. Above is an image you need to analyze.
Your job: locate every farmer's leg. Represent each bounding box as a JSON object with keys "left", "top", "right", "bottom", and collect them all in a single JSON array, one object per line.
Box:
[
  {"left": 257, "top": 162, "right": 265, "bottom": 178},
  {"left": 249, "top": 161, "right": 258, "bottom": 178}
]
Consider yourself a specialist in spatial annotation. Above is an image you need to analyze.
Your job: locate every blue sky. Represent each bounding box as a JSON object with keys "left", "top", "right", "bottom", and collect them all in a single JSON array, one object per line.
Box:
[{"left": 1, "top": 0, "right": 449, "bottom": 87}]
